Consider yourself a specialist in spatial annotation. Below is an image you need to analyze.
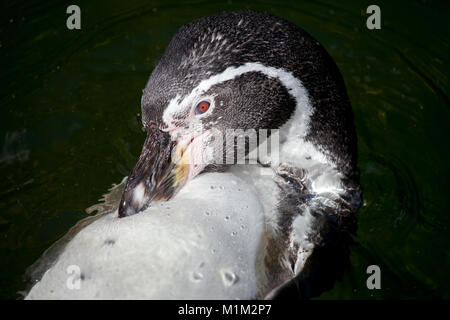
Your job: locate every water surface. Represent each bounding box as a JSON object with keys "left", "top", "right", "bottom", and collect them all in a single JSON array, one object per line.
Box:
[{"left": 0, "top": 0, "right": 449, "bottom": 299}]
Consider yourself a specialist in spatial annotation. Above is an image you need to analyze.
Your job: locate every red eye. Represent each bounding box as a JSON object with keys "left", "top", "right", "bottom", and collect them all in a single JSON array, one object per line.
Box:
[{"left": 195, "top": 101, "right": 210, "bottom": 114}]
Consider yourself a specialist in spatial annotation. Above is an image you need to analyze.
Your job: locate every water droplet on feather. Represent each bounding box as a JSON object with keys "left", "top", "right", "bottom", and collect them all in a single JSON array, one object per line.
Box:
[
  {"left": 191, "top": 272, "right": 203, "bottom": 282},
  {"left": 221, "top": 269, "right": 239, "bottom": 287}
]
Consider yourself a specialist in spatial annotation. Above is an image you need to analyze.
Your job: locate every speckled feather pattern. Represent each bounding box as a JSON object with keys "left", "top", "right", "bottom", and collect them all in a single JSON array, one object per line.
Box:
[{"left": 142, "top": 11, "right": 358, "bottom": 178}]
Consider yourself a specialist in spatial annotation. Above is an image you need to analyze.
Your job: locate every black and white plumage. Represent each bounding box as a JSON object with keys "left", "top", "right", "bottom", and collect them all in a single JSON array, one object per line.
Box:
[{"left": 26, "top": 11, "right": 361, "bottom": 299}]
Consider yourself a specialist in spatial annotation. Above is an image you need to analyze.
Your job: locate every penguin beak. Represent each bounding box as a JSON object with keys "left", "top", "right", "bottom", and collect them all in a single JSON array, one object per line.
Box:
[{"left": 118, "top": 127, "right": 208, "bottom": 217}]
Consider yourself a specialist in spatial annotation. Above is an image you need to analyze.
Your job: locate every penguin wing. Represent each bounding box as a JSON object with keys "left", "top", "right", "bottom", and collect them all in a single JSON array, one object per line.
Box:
[{"left": 265, "top": 163, "right": 360, "bottom": 299}]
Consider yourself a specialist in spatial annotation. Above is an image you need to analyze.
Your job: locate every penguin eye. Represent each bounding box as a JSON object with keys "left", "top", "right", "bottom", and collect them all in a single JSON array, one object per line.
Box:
[{"left": 195, "top": 101, "right": 210, "bottom": 115}]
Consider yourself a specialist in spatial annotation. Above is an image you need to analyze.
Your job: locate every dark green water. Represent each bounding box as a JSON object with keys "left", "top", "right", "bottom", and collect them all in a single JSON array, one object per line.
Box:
[{"left": 1, "top": 0, "right": 449, "bottom": 299}]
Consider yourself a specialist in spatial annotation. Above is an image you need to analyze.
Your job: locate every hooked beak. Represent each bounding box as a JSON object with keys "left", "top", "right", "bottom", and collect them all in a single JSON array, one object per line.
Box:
[{"left": 118, "top": 127, "right": 209, "bottom": 218}]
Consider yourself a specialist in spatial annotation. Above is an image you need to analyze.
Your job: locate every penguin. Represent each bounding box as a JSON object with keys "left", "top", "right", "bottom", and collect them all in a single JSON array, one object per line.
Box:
[{"left": 25, "top": 11, "right": 361, "bottom": 300}]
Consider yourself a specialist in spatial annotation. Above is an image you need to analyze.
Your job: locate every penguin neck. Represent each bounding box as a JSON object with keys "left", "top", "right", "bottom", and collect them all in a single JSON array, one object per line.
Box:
[{"left": 276, "top": 103, "right": 345, "bottom": 196}]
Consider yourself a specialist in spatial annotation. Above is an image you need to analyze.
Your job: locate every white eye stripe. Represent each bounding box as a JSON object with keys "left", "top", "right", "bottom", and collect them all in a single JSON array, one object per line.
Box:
[{"left": 162, "top": 62, "right": 312, "bottom": 137}]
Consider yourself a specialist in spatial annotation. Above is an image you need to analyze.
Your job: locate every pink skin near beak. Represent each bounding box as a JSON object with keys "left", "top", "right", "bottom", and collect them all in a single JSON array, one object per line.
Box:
[
  {"left": 118, "top": 125, "right": 213, "bottom": 218},
  {"left": 170, "top": 128, "right": 212, "bottom": 187}
]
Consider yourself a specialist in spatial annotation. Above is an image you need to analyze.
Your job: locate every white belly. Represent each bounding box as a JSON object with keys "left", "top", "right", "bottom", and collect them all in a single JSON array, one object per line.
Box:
[{"left": 26, "top": 169, "right": 275, "bottom": 300}]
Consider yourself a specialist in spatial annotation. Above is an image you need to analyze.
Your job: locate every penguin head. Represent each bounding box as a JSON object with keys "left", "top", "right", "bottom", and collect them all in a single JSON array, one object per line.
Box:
[
  {"left": 118, "top": 11, "right": 356, "bottom": 217},
  {"left": 118, "top": 12, "right": 301, "bottom": 217}
]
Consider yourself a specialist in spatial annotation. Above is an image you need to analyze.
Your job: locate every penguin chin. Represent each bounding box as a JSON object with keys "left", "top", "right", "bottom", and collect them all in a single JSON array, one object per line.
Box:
[{"left": 203, "top": 163, "right": 230, "bottom": 173}]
